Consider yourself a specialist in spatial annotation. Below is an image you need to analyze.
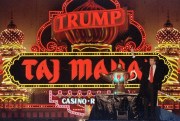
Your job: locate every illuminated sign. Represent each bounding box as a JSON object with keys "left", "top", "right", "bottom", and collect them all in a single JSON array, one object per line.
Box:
[
  {"left": 61, "top": 98, "right": 95, "bottom": 105},
  {"left": 49, "top": 90, "right": 111, "bottom": 116},
  {"left": 4, "top": 52, "right": 171, "bottom": 88},
  {"left": 31, "top": 0, "right": 151, "bottom": 52},
  {"left": 53, "top": 9, "right": 125, "bottom": 32}
]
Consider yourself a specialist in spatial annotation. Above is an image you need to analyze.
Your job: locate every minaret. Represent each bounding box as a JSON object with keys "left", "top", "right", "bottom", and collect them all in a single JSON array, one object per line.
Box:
[
  {"left": 0, "top": 11, "right": 25, "bottom": 58},
  {"left": 155, "top": 13, "right": 180, "bottom": 85},
  {"left": 0, "top": 12, "right": 29, "bottom": 110},
  {"left": 155, "top": 13, "right": 180, "bottom": 57}
]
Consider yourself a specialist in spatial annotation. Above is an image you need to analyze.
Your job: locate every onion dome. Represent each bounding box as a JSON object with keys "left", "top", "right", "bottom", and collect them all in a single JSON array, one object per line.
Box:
[
  {"left": 0, "top": 17, "right": 24, "bottom": 45},
  {"left": 156, "top": 16, "right": 180, "bottom": 44},
  {"left": 0, "top": 14, "right": 25, "bottom": 56},
  {"left": 65, "top": 0, "right": 119, "bottom": 45},
  {"left": 155, "top": 14, "right": 180, "bottom": 57}
]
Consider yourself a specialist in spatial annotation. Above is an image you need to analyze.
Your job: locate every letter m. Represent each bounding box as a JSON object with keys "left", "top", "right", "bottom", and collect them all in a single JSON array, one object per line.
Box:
[{"left": 69, "top": 59, "right": 92, "bottom": 80}]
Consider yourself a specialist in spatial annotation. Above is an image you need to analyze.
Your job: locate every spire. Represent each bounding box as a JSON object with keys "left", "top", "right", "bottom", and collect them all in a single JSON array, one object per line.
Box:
[
  {"left": 7, "top": 10, "right": 17, "bottom": 29},
  {"left": 10, "top": 10, "right": 13, "bottom": 20},
  {"left": 164, "top": 10, "right": 173, "bottom": 27},
  {"left": 167, "top": 10, "right": 170, "bottom": 21}
]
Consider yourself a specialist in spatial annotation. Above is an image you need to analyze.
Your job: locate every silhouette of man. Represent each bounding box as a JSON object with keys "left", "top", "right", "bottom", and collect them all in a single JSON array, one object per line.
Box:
[{"left": 139, "top": 56, "right": 168, "bottom": 120}]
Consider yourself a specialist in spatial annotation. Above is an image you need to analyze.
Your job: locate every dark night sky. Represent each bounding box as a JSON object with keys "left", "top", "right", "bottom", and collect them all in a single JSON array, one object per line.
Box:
[{"left": 0, "top": 0, "right": 179, "bottom": 51}]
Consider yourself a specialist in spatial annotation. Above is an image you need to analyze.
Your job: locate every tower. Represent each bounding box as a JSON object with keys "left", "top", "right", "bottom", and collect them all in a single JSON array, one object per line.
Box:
[
  {"left": 155, "top": 14, "right": 180, "bottom": 112},
  {"left": 0, "top": 13, "right": 29, "bottom": 110},
  {"left": 155, "top": 14, "right": 180, "bottom": 84},
  {"left": 155, "top": 15, "right": 180, "bottom": 57},
  {"left": 0, "top": 12, "right": 25, "bottom": 58}
]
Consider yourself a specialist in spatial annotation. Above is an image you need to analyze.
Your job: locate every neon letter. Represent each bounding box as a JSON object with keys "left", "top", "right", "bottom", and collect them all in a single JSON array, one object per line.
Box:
[
  {"left": 22, "top": 59, "right": 38, "bottom": 80},
  {"left": 68, "top": 13, "right": 78, "bottom": 28},
  {"left": 111, "top": 10, "right": 121, "bottom": 24},
  {"left": 36, "top": 59, "right": 60, "bottom": 83},
  {"left": 92, "top": 11, "right": 108, "bottom": 26},
  {"left": 94, "top": 59, "right": 108, "bottom": 80},
  {"left": 69, "top": 59, "right": 92, "bottom": 80}
]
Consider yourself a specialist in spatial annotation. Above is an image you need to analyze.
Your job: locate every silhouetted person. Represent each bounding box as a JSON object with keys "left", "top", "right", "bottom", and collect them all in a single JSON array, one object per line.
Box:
[{"left": 139, "top": 57, "right": 168, "bottom": 120}]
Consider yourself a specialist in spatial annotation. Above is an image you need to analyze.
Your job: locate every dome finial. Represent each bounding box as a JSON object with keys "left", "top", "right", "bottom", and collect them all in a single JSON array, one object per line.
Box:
[
  {"left": 164, "top": 10, "right": 173, "bottom": 27},
  {"left": 7, "top": 10, "right": 17, "bottom": 29},
  {"left": 167, "top": 10, "right": 170, "bottom": 21},
  {"left": 10, "top": 9, "right": 13, "bottom": 21}
]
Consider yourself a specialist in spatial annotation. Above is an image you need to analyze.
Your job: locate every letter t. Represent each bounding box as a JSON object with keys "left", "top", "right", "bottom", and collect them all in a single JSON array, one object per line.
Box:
[{"left": 22, "top": 59, "right": 38, "bottom": 80}]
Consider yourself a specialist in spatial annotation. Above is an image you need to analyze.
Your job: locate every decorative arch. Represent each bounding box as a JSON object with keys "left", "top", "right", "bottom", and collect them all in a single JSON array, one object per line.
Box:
[{"left": 31, "top": 0, "right": 151, "bottom": 52}]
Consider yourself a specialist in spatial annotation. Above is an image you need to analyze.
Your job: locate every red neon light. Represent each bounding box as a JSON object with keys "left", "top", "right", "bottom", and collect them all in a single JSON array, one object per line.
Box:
[
  {"left": 49, "top": 90, "right": 112, "bottom": 116},
  {"left": 31, "top": 0, "right": 125, "bottom": 52},
  {"left": 21, "top": 58, "right": 143, "bottom": 83},
  {"left": 115, "top": 11, "right": 152, "bottom": 52},
  {"left": 22, "top": 59, "right": 60, "bottom": 83},
  {"left": 128, "top": 60, "right": 142, "bottom": 80},
  {"left": 53, "top": 9, "right": 125, "bottom": 33},
  {"left": 31, "top": 21, "right": 67, "bottom": 52}
]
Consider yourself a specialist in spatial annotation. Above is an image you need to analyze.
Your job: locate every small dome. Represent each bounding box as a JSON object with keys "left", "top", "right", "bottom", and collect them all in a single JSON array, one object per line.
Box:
[
  {"left": 156, "top": 18, "right": 180, "bottom": 44},
  {"left": 0, "top": 18, "right": 24, "bottom": 45}
]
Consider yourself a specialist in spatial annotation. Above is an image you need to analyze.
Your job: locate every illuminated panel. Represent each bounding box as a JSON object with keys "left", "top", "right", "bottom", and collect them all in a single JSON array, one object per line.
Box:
[
  {"left": 48, "top": 90, "right": 112, "bottom": 116},
  {"left": 158, "top": 95, "right": 180, "bottom": 103},
  {"left": 158, "top": 84, "right": 180, "bottom": 108},
  {"left": 3, "top": 52, "right": 171, "bottom": 88},
  {"left": 71, "top": 44, "right": 112, "bottom": 52},
  {"left": 164, "top": 57, "right": 179, "bottom": 84},
  {"left": 0, "top": 104, "right": 179, "bottom": 110},
  {"left": 53, "top": 9, "right": 125, "bottom": 33}
]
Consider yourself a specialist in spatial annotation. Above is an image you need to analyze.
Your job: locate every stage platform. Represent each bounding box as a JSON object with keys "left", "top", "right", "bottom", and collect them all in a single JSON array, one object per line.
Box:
[{"left": 88, "top": 94, "right": 180, "bottom": 121}]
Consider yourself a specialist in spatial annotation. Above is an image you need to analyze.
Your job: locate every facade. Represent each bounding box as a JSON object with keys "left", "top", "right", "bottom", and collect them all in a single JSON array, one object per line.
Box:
[
  {"left": 0, "top": 0, "right": 180, "bottom": 120},
  {"left": 155, "top": 15, "right": 180, "bottom": 115}
]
